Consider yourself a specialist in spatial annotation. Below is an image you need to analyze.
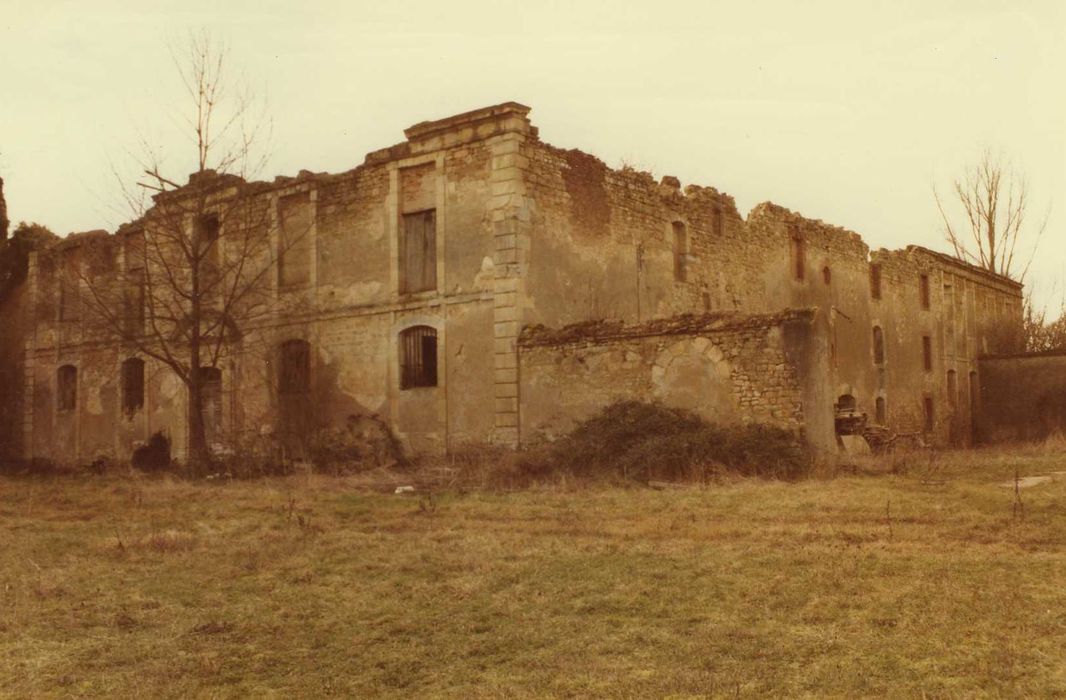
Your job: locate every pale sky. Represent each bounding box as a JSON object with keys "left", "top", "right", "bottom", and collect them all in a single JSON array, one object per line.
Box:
[{"left": 2, "top": 0, "right": 1064, "bottom": 311}]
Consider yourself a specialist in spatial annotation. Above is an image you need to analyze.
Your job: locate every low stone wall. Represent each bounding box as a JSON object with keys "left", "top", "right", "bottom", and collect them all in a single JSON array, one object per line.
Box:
[
  {"left": 517, "top": 310, "right": 816, "bottom": 445},
  {"left": 977, "top": 352, "right": 1066, "bottom": 442}
]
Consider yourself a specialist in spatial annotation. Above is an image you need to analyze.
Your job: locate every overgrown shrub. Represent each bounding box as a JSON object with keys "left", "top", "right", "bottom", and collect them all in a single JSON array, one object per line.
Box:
[
  {"left": 131, "top": 432, "right": 171, "bottom": 472},
  {"left": 542, "top": 400, "right": 811, "bottom": 482}
]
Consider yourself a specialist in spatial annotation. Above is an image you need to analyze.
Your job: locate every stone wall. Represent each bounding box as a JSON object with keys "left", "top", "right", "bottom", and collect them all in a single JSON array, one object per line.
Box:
[
  {"left": 517, "top": 309, "right": 835, "bottom": 452},
  {"left": 977, "top": 352, "right": 1066, "bottom": 442}
]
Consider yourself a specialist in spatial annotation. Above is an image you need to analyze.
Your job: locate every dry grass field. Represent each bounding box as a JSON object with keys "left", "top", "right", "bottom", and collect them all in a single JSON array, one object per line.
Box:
[{"left": 2, "top": 446, "right": 1066, "bottom": 698}]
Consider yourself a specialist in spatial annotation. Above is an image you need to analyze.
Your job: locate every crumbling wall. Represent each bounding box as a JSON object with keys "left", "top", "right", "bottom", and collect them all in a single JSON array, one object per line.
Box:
[
  {"left": 518, "top": 310, "right": 820, "bottom": 449},
  {"left": 977, "top": 352, "right": 1066, "bottom": 442}
]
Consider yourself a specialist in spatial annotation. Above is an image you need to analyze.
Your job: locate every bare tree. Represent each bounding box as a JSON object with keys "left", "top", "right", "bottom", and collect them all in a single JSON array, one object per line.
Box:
[
  {"left": 76, "top": 32, "right": 304, "bottom": 468},
  {"left": 934, "top": 149, "right": 1049, "bottom": 282}
]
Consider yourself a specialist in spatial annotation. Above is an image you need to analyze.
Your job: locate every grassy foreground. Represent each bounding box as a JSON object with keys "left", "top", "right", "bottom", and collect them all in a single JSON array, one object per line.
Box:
[{"left": 2, "top": 447, "right": 1066, "bottom": 698}]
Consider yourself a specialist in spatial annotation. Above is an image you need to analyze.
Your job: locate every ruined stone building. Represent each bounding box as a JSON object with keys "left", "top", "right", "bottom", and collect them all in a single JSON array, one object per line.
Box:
[{"left": 0, "top": 102, "right": 1029, "bottom": 465}]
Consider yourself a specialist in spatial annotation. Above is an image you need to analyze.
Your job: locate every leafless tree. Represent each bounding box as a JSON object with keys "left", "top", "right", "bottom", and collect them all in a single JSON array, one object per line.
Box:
[
  {"left": 76, "top": 31, "right": 305, "bottom": 468},
  {"left": 934, "top": 149, "right": 1049, "bottom": 282}
]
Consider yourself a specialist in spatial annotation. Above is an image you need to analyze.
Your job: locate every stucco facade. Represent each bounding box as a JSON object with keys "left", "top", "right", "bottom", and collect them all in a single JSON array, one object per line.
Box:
[{"left": 0, "top": 102, "right": 1024, "bottom": 464}]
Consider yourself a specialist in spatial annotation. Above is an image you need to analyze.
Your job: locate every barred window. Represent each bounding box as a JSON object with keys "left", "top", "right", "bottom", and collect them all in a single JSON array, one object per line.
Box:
[
  {"left": 400, "top": 326, "right": 438, "bottom": 389},
  {"left": 57, "top": 365, "right": 77, "bottom": 412},
  {"left": 121, "top": 358, "right": 145, "bottom": 416}
]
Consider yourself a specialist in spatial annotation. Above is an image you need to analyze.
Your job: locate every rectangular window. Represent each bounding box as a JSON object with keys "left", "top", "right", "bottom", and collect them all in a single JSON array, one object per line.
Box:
[
  {"left": 870, "top": 264, "right": 882, "bottom": 300},
  {"left": 194, "top": 213, "right": 221, "bottom": 279},
  {"left": 58, "top": 249, "right": 80, "bottom": 322},
  {"left": 790, "top": 230, "right": 805, "bottom": 281},
  {"left": 400, "top": 209, "right": 437, "bottom": 294},
  {"left": 672, "top": 221, "right": 688, "bottom": 282},
  {"left": 123, "top": 268, "right": 145, "bottom": 337},
  {"left": 923, "top": 395, "right": 935, "bottom": 432},
  {"left": 713, "top": 206, "right": 723, "bottom": 237},
  {"left": 920, "top": 274, "right": 931, "bottom": 309},
  {"left": 278, "top": 194, "right": 312, "bottom": 288},
  {"left": 922, "top": 335, "right": 933, "bottom": 371},
  {"left": 57, "top": 365, "right": 77, "bottom": 412},
  {"left": 121, "top": 358, "right": 145, "bottom": 416}
]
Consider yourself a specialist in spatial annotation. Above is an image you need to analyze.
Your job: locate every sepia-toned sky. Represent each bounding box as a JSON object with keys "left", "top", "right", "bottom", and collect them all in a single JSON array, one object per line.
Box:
[{"left": 2, "top": 0, "right": 1064, "bottom": 310}]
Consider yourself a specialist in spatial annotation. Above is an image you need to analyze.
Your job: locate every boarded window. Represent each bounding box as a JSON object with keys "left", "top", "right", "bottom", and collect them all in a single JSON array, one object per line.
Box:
[
  {"left": 870, "top": 264, "right": 882, "bottom": 300},
  {"left": 121, "top": 358, "right": 145, "bottom": 417},
  {"left": 873, "top": 326, "right": 885, "bottom": 365},
  {"left": 875, "top": 397, "right": 886, "bottom": 424},
  {"left": 923, "top": 395, "right": 935, "bottom": 432},
  {"left": 57, "top": 365, "right": 77, "bottom": 412},
  {"left": 278, "top": 193, "right": 312, "bottom": 288},
  {"left": 279, "top": 339, "right": 311, "bottom": 395},
  {"left": 947, "top": 369, "right": 958, "bottom": 409},
  {"left": 922, "top": 335, "right": 933, "bottom": 371},
  {"left": 919, "top": 274, "right": 931, "bottom": 309},
  {"left": 400, "top": 210, "right": 437, "bottom": 294},
  {"left": 672, "top": 222, "right": 688, "bottom": 282},
  {"left": 400, "top": 325, "right": 438, "bottom": 389},
  {"left": 789, "top": 230, "right": 805, "bottom": 281}
]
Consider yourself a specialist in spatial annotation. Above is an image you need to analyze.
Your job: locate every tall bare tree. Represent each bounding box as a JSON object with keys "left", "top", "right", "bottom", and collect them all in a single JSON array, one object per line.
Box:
[
  {"left": 934, "top": 149, "right": 1049, "bottom": 282},
  {"left": 77, "top": 32, "right": 304, "bottom": 467}
]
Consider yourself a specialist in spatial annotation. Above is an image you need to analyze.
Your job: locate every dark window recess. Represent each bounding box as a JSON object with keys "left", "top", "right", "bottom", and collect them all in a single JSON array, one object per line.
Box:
[
  {"left": 920, "top": 274, "right": 931, "bottom": 309},
  {"left": 947, "top": 369, "right": 958, "bottom": 409},
  {"left": 400, "top": 325, "right": 438, "bottom": 389},
  {"left": 790, "top": 230, "right": 805, "bottom": 281},
  {"left": 401, "top": 209, "right": 437, "bottom": 293},
  {"left": 923, "top": 396, "right": 935, "bottom": 432},
  {"left": 922, "top": 335, "right": 933, "bottom": 371},
  {"left": 672, "top": 222, "right": 688, "bottom": 282},
  {"left": 875, "top": 397, "right": 886, "bottom": 424},
  {"left": 870, "top": 263, "right": 882, "bottom": 300},
  {"left": 821, "top": 266, "right": 831, "bottom": 285},
  {"left": 873, "top": 326, "right": 885, "bottom": 365},
  {"left": 713, "top": 206, "right": 724, "bottom": 236},
  {"left": 279, "top": 339, "right": 311, "bottom": 395},
  {"left": 121, "top": 358, "right": 145, "bottom": 416},
  {"left": 57, "top": 365, "right": 77, "bottom": 411}
]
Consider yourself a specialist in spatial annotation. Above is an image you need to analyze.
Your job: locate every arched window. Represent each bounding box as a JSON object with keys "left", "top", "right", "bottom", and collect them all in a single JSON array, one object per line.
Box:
[
  {"left": 400, "top": 326, "right": 438, "bottom": 389},
  {"left": 121, "top": 358, "right": 145, "bottom": 417},
  {"left": 873, "top": 326, "right": 885, "bottom": 365},
  {"left": 57, "top": 365, "right": 77, "bottom": 412},
  {"left": 279, "top": 339, "right": 311, "bottom": 395}
]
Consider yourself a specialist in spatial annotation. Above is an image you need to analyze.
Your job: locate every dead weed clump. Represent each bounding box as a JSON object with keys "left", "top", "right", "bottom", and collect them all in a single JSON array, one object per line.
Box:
[{"left": 541, "top": 401, "right": 811, "bottom": 483}]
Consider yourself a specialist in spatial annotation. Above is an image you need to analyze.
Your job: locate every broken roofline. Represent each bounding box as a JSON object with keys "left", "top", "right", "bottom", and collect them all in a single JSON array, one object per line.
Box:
[{"left": 45, "top": 101, "right": 1022, "bottom": 291}]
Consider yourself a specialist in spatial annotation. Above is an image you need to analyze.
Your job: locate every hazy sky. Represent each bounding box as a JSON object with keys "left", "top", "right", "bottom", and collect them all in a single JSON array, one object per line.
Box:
[{"left": 2, "top": 0, "right": 1064, "bottom": 309}]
